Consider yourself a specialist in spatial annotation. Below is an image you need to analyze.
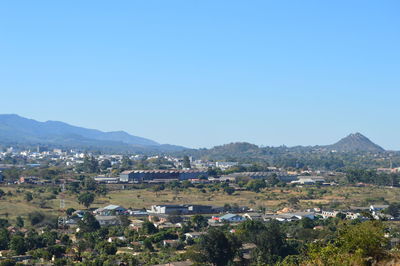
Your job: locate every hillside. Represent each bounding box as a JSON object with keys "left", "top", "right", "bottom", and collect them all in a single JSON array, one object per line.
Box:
[{"left": 327, "top": 133, "right": 385, "bottom": 153}]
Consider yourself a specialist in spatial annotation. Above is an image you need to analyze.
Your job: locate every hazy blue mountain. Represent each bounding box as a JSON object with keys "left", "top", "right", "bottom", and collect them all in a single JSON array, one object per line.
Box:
[{"left": 0, "top": 114, "right": 185, "bottom": 152}]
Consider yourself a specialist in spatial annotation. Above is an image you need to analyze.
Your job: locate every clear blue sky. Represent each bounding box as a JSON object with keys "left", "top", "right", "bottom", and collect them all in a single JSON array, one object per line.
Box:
[{"left": 1, "top": 1, "right": 399, "bottom": 149}]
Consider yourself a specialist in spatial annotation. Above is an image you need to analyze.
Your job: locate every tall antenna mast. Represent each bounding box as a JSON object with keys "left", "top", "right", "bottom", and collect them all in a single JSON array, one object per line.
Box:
[{"left": 58, "top": 179, "right": 67, "bottom": 229}]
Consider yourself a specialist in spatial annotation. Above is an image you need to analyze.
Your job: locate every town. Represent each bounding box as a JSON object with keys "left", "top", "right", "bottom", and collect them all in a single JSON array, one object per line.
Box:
[{"left": 0, "top": 145, "right": 400, "bottom": 265}]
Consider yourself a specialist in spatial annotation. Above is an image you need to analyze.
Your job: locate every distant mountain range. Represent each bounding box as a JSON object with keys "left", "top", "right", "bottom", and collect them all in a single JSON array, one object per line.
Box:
[
  {"left": 0, "top": 114, "right": 387, "bottom": 155},
  {"left": 0, "top": 114, "right": 185, "bottom": 152},
  {"left": 177, "top": 133, "right": 386, "bottom": 161}
]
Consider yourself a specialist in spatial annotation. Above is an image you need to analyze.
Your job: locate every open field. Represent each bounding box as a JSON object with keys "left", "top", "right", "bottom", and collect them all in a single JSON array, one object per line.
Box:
[{"left": 1, "top": 184, "right": 399, "bottom": 222}]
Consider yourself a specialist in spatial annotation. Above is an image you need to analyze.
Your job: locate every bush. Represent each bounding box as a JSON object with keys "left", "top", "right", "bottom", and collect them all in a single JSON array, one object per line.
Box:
[{"left": 28, "top": 212, "right": 45, "bottom": 226}]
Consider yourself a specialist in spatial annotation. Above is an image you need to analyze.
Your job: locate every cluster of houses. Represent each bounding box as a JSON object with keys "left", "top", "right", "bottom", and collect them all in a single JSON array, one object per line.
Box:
[{"left": 64, "top": 202, "right": 396, "bottom": 233}]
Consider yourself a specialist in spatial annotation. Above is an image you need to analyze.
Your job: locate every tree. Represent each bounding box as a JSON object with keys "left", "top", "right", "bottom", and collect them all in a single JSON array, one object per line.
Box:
[
  {"left": 83, "top": 177, "right": 97, "bottom": 191},
  {"left": 10, "top": 235, "right": 27, "bottom": 255},
  {"left": 78, "top": 192, "right": 95, "bottom": 209},
  {"left": 304, "top": 221, "right": 388, "bottom": 265},
  {"left": 337, "top": 221, "right": 387, "bottom": 259},
  {"left": 100, "top": 159, "right": 112, "bottom": 170},
  {"left": 266, "top": 174, "right": 280, "bottom": 187},
  {"left": 191, "top": 215, "right": 208, "bottom": 231},
  {"left": 189, "top": 229, "right": 241, "bottom": 266},
  {"left": 82, "top": 155, "right": 99, "bottom": 173},
  {"left": 0, "top": 228, "right": 10, "bottom": 250},
  {"left": 143, "top": 238, "right": 154, "bottom": 251},
  {"left": 336, "top": 212, "right": 347, "bottom": 220},
  {"left": 141, "top": 221, "right": 158, "bottom": 235},
  {"left": 183, "top": 156, "right": 191, "bottom": 169},
  {"left": 0, "top": 219, "right": 9, "bottom": 228},
  {"left": 28, "top": 212, "right": 45, "bottom": 226},
  {"left": 78, "top": 213, "right": 100, "bottom": 233},
  {"left": 24, "top": 192, "right": 33, "bottom": 202},
  {"left": 246, "top": 179, "right": 266, "bottom": 192},
  {"left": 15, "top": 216, "right": 24, "bottom": 228},
  {"left": 66, "top": 208, "right": 76, "bottom": 216},
  {"left": 119, "top": 215, "right": 131, "bottom": 227},
  {"left": 121, "top": 156, "right": 133, "bottom": 168},
  {"left": 96, "top": 241, "right": 117, "bottom": 255},
  {"left": 287, "top": 197, "right": 299, "bottom": 207},
  {"left": 251, "top": 220, "right": 293, "bottom": 265},
  {"left": 385, "top": 203, "right": 400, "bottom": 218},
  {"left": 0, "top": 189, "right": 5, "bottom": 199},
  {"left": 223, "top": 186, "right": 235, "bottom": 195}
]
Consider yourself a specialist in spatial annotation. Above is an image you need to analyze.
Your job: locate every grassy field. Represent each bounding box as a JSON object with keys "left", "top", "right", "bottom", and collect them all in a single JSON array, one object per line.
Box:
[{"left": 1, "top": 184, "right": 399, "bottom": 222}]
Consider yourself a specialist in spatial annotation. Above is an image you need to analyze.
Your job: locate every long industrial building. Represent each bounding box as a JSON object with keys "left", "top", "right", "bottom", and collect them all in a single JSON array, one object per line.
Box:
[{"left": 119, "top": 169, "right": 208, "bottom": 182}]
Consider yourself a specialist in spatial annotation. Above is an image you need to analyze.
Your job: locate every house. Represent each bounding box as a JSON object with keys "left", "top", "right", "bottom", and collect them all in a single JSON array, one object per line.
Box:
[
  {"left": 156, "top": 222, "right": 182, "bottom": 230},
  {"left": 163, "top": 239, "right": 180, "bottom": 247},
  {"left": 148, "top": 204, "right": 213, "bottom": 215},
  {"left": 94, "top": 205, "right": 127, "bottom": 216},
  {"left": 128, "top": 209, "right": 149, "bottom": 217},
  {"left": 185, "top": 232, "right": 206, "bottom": 240},
  {"left": 65, "top": 218, "right": 79, "bottom": 226},
  {"left": 148, "top": 214, "right": 170, "bottom": 224},
  {"left": 95, "top": 216, "right": 121, "bottom": 226},
  {"left": 119, "top": 170, "right": 135, "bottom": 182},
  {"left": 153, "top": 260, "right": 193, "bottom": 266},
  {"left": 129, "top": 220, "right": 144, "bottom": 231},
  {"left": 263, "top": 212, "right": 316, "bottom": 222},
  {"left": 242, "top": 213, "right": 263, "bottom": 221},
  {"left": 241, "top": 243, "right": 257, "bottom": 260},
  {"left": 291, "top": 176, "right": 325, "bottom": 185},
  {"left": 321, "top": 210, "right": 339, "bottom": 218},
  {"left": 72, "top": 210, "right": 86, "bottom": 218},
  {"left": 219, "top": 213, "right": 246, "bottom": 223},
  {"left": 107, "top": 236, "right": 127, "bottom": 243},
  {"left": 94, "top": 176, "right": 119, "bottom": 183},
  {"left": 119, "top": 170, "right": 208, "bottom": 183},
  {"left": 370, "top": 205, "right": 389, "bottom": 212}
]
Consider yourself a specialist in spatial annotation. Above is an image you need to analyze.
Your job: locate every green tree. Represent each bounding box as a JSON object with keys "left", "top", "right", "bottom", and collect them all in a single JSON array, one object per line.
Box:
[
  {"left": 287, "top": 197, "right": 299, "bottom": 207},
  {"left": 141, "top": 221, "right": 158, "bottom": 235},
  {"left": 78, "top": 192, "right": 95, "bottom": 209},
  {"left": 304, "top": 221, "right": 388, "bottom": 265},
  {"left": 15, "top": 216, "right": 24, "bottom": 228},
  {"left": 0, "top": 259, "right": 16, "bottom": 266},
  {"left": 385, "top": 203, "right": 400, "bottom": 218},
  {"left": 77, "top": 213, "right": 100, "bottom": 233},
  {"left": 143, "top": 238, "right": 154, "bottom": 251},
  {"left": 96, "top": 241, "right": 117, "bottom": 255},
  {"left": 66, "top": 208, "right": 76, "bottom": 216},
  {"left": 337, "top": 221, "right": 387, "bottom": 259},
  {"left": 0, "top": 219, "right": 9, "bottom": 228},
  {"left": 100, "top": 159, "right": 112, "bottom": 170},
  {"left": 24, "top": 192, "right": 33, "bottom": 202},
  {"left": 189, "top": 229, "right": 241, "bottom": 266},
  {"left": 82, "top": 155, "right": 99, "bottom": 173},
  {"left": 121, "top": 156, "right": 133, "bottom": 170},
  {"left": 251, "top": 220, "right": 293, "bottom": 265},
  {"left": 246, "top": 179, "right": 266, "bottom": 192},
  {"left": 10, "top": 235, "right": 27, "bottom": 255},
  {"left": 223, "top": 186, "right": 235, "bottom": 195},
  {"left": 28, "top": 212, "right": 45, "bottom": 226},
  {"left": 0, "top": 228, "right": 10, "bottom": 250},
  {"left": 191, "top": 215, "right": 208, "bottom": 231}
]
